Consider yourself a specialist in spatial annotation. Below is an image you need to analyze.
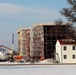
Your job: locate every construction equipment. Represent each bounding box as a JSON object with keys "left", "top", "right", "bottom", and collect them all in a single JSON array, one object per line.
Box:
[
  {"left": 0, "top": 45, "right": 18, "bottom": 55},
  {"left": 0, "top": 45, "right": 25, "bottom": 62},
  {"left": 0, "top": 48, "right": 7, "bottom": 61},
  {"left": 0, "top": 45, "right": 18, "bottom": 61}
]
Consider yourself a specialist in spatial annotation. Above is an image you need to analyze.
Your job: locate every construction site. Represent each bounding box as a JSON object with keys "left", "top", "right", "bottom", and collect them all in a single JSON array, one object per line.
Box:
[
  {"left": 0, "top": 22, "right": 75, "bottom": 63},
  {"left": 17, "top": 23, "right": 74, "bottom": 61},
  {"left": 30, "top": 23, "right": 72, "bottom": 59}
]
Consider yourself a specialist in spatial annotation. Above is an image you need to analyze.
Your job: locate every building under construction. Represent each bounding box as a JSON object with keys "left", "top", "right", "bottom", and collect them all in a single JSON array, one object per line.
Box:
[
  {"left": 30, "top": 25, "right": 44, "bottom": 59},
  {"left": 30, "top": 23, "right": 71, "bottom": 59},
  {"left": 17, "top": 28, "right": 31, "bottom": 58}
]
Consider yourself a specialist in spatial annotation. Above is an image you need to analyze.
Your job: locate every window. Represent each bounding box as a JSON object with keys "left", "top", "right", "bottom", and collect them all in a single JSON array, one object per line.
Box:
[
  {"left": 64, "top": 55, "right": 67, "bottom": 59},
  {"left": 72, "top": 46, "right": 75, "bottom": 50},
  {"left": 64, "top": 46, "right": 67, "bottom": 50},
  {"left": 72, "top": 55, "right": 75, "bottom": 59}
]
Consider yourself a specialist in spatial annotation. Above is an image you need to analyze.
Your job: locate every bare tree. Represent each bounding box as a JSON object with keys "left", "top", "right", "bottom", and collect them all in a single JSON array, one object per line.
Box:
[
  {"left": 60, "top": 0, "right": 76, "bottom": 22},
  {"left": 54, "top": 19, "right": 76, "bottom": 39},
  {"left": 54, "top": 0, "right": 76, "bottom": 40},
  {"left": 54, "top": 19, "right": 63, "bottom": 25}
]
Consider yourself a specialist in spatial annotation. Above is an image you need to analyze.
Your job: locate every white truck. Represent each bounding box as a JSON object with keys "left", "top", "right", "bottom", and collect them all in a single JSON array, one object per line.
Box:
[{"left": 0, "top": 48, "right": 7, "bottom": 61}]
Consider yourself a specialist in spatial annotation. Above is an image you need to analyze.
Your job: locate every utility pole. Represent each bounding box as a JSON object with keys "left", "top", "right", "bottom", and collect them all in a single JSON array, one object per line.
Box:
[{"left": 12, "top": 33, "right": 14, "bottom": 51}]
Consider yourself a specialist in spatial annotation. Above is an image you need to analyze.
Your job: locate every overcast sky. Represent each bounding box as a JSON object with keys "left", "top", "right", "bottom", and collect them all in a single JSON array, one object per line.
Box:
[{"left": 0, "top": 0, "right": 68, "bottom": 50}]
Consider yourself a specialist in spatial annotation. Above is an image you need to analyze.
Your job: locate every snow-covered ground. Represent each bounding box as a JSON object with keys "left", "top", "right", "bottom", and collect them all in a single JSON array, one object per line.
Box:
[{"left": 0, "top": 65, "right": 76, "bottom": 75}]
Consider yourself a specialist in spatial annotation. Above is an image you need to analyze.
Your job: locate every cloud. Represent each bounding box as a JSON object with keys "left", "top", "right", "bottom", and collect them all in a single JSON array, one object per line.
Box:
[
  {"left": 0, "top": 3, "right": 65, "bottom": 21},
  {"left": 0, "top": 3, "right": 28, "bottom": 14}
]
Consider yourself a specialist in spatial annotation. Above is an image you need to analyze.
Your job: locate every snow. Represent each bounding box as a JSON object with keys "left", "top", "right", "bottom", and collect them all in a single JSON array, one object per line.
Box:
[
  {"left": 0, "top": 65, "right": 76, "bottom": 75},
  {"left": 36, "top": 59, "right": 53, "bottom": 64}
]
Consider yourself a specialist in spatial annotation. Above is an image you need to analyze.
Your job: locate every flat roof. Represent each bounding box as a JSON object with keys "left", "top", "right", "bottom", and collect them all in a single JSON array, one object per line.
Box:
[
  {"left": 17, "top": 28, "right": 31, "bottom": 34},
  {"left": 33, "top": 23, "right": 68, "bottom": 27}
]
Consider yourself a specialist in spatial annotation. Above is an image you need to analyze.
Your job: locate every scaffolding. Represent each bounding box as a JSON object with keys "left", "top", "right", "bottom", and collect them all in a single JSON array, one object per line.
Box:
[
  {"left": 30, "top": 24, "right": 71, "bottom": 59},
  {"left": 17, "top": 28, "right": 31, "bottom": 58},
  {"left": 30, "top": 25, "right": 44, "bottom": 59},
  {"left": 43, "top": 25, "right": 69, "bottom": 59},
  {"left": 25, "top": 29, "right": 30, "bottom": 58}
]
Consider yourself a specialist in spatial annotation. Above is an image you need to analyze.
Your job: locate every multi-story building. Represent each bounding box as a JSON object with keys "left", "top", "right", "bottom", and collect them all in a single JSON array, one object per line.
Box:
[
  {"left": 30, "top": 23, "right": 71, "bottom": 59},
  {"left": 56, "top": 39, "right": 76, "bottom": 63},
  {"left": 17, "top": 28, "right": 31, "bottom": 58},
  {"left": 30, "top": 25, "right": 44, "bottom": 59}
]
